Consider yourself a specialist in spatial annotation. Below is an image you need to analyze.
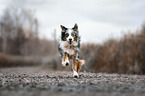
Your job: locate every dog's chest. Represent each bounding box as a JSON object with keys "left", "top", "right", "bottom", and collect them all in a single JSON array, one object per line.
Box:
[{"left": 60, "top": 41, "right": 77, "bottom": 55}]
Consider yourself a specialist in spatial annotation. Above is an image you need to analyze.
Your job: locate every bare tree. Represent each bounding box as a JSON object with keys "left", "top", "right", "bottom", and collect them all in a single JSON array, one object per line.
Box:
[{"left": 0, "top": 6, "right": 38, "bottom": 55}]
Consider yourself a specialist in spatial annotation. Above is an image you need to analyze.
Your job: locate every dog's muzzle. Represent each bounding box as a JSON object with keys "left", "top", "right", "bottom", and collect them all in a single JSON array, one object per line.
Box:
[{"left": 69, "top": 38, "right": 72, "bottom": 44}]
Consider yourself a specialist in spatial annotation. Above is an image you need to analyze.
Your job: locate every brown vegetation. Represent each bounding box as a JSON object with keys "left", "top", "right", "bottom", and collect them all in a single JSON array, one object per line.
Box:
[
  {"left": 81, "top": 25, "right": 145, "bottom": 74},
  {"left": 0, "top": 7, "right": 57, "bottom": 67},
  {"left": 0, "top": 8, "right": 57, "bottom": 56}
]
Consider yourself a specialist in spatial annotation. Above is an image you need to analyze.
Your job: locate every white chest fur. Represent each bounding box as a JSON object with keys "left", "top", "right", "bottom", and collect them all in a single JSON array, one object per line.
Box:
[{"left": 60, "top": 41, "right": 78, "bottom": 55}]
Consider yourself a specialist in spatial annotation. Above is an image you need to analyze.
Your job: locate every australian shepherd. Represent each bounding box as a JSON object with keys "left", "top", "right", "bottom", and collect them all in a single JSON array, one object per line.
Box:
[{"left": 58, "top": 23, "right": 85, "bottom": 78}]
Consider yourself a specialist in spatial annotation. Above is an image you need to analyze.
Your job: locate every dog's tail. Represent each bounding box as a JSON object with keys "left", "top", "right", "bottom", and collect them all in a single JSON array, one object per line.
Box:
[{"left": 77, "top": 60, "right": 85, "bottom": 72}]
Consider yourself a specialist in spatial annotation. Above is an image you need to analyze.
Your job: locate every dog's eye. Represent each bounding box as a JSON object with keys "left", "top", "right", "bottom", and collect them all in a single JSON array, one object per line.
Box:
[
  {"left": 65, "top": 33, "right": 69, "bottom": 37},
  {"left": 71, "top": 33, "right": 74, "bottom": 36}
]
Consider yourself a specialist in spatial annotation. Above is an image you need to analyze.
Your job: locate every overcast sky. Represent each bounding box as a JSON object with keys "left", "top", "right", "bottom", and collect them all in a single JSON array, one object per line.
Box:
[{"left": 0, "top": 0, "right": 145, "bottom": 43}]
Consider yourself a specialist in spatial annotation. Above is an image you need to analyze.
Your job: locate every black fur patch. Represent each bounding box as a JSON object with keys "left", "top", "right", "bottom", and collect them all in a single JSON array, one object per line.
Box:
[{"left": 61, "top": 32, "right": 66, "bottom": 41}]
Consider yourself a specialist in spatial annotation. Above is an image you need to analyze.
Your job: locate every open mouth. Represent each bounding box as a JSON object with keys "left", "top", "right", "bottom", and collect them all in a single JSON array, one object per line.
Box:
[{"left": 69, "top": 41, "right": 72, "bottom": 44}]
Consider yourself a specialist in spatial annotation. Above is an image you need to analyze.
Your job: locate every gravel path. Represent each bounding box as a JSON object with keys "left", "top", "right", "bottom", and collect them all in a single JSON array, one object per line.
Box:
[{"left": 0, "top": 67, "right": 145, "bottom": 96}]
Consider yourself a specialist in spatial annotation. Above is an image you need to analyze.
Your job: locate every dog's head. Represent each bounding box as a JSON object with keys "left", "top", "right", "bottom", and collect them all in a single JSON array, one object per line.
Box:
[{"left": 60, "top": 23, "right": 79, "bottom": 44}]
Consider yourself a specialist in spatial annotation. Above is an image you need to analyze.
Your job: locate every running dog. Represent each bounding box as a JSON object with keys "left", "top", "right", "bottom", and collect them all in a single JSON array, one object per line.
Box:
[{"left": 58, "top": 23, "right": 85, "bottom": 78}]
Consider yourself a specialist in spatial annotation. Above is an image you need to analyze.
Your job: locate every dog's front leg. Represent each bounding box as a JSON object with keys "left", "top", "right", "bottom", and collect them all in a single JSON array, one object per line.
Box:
[
  {"left": 72, "top": 50, "right": 85, "bottom": 78},
  {"left": 72, "top": 57, "right": 79, "bottom": 78},
  {"left": 62, "top": 52, "right": 70, "bottom": 67}
]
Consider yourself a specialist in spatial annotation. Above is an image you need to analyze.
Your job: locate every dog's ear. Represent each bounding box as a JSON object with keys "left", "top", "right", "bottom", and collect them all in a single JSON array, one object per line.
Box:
[
  {"left": 60, "top": 25, "right": 67, "bottom": 32},
  {"left": 72, "top": 23, "right": 78, "bottom": 32}
]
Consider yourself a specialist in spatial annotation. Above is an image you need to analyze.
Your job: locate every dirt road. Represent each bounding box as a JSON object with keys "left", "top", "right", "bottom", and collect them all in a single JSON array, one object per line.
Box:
[{"left": 0, "top": 67, "right": 145, "bottom": 96}]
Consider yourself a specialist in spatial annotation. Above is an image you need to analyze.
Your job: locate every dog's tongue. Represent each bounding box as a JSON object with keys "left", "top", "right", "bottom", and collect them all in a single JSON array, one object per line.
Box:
[{"left": 69, "top": 41, "right": 72, "bottom": 44}]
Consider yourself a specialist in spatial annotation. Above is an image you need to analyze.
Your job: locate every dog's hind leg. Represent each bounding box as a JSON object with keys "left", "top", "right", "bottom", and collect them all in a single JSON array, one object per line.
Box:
[{"left": 77, "top": 60, "right": 85, "bottom": 72}]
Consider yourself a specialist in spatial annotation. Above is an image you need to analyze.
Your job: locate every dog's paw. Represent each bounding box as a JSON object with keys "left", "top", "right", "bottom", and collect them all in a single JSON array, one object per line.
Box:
[
  {"left": 62, "top": 62, "right": 66, "bottom": 67},
  {"left": 62, "top": 61, "right": 70, "bottom": 67},
  {"left": 73, "top": 70, "right": 79, "bottom": 78},
  {"left": 65, "top": 62, "right": 69, "bottom": 66},
  {"left": 74, "top": 75, "right": 79, "bottom": 78}
]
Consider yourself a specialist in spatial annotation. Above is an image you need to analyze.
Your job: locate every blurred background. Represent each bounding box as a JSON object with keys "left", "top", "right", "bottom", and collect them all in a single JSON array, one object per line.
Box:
[{"left": 0, "top": 0, "right": 145, "bottom": 74}]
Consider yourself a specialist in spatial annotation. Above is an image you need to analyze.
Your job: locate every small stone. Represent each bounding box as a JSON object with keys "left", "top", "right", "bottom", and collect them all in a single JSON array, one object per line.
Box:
[{"left": 58, "top": 82, "right": 65, "bottom": 86}]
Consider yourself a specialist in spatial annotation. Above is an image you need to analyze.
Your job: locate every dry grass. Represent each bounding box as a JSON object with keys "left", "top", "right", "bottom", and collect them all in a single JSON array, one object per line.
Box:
[{"left": 84, "top": 25, "right": 145, "bottom": 74}]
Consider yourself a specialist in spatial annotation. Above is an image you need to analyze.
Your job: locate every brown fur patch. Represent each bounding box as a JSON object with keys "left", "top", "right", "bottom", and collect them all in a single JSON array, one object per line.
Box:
[
  {"left": 62, "top": 53, "right": 69, "bottom": 62},
  {"left": 72, "top": 51, "right": 78, "bottom": 72},
  {"left": 73, "top": 58, "right": 78, "bottom": 72},
  {"left": 77, "top": 60, "right": 84, "bottom": 72}
]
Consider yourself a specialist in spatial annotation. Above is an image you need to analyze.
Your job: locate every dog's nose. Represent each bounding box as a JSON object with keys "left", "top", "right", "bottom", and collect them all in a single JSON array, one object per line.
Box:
[
  {"left": 69, "top": 38, "right": 72, "bottom": 42},
  {"left": 69, "top": 38, "right": 72, "bottom": 44}
]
